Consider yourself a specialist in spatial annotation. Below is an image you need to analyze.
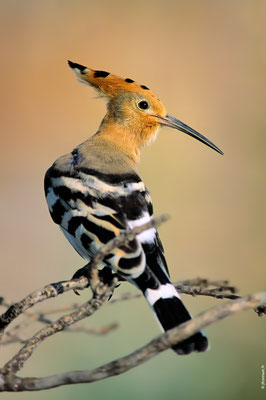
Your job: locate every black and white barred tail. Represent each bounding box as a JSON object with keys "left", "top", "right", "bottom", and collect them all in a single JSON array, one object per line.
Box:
[{"left": 137, "top": 277, "right": 208, "bottom": 354}]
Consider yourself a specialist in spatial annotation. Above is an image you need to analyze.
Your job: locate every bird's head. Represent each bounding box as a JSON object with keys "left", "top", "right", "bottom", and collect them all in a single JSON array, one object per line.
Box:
[{"left": 68, "top": 60, "right": 223, "bottom": 159}]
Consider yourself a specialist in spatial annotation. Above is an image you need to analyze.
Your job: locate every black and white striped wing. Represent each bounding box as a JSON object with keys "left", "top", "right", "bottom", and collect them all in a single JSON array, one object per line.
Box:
[
  {"left": 44, "top": 166, "right": 162, "bottom": 279},
  {"left": 45, "top": 164, "right": 208, "bottom": 354}
]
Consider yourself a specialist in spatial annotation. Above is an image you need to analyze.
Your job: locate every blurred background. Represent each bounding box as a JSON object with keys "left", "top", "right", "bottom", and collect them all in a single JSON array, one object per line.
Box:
[{"left": 1, "top": 0, "right": 266, "bottom": 399}]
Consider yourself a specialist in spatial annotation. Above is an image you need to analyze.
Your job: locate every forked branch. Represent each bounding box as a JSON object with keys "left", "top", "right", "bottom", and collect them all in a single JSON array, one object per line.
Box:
[{"left": 0, "top": 214, "right": 265, "bottom": 392}]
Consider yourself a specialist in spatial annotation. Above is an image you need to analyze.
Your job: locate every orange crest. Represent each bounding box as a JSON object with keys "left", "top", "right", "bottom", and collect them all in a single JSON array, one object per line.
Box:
[
  {"left": 68, "top": 60, "right": 223, "bottom": 157},
  {"left": 68, "top": 60, "right": 158, "bottom": 102}
]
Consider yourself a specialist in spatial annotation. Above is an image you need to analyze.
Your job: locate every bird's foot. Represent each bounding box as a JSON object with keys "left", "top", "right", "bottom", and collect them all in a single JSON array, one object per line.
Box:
[
  {"left": 71, "top": 264, "right": 91, "bottom": 295},
  {"left": 99, "top": 267, "right": 121, "bottom": 300},
  {"left": 71, "top": 265, "right": 121, "bottom": 297}
]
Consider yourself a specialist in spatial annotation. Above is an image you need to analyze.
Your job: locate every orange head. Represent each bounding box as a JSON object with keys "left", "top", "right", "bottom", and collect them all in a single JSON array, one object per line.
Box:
[{"left": 68, "top": 60, "right": 223, "bottom": 161}]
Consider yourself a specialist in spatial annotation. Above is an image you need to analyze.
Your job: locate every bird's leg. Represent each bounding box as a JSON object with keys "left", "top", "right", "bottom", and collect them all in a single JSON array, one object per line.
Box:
[
  {"left": 72, "top": 263, "right": 91, "bottom": 281},
  {"left": 71, "top": 263, "right": 91, "bottom": 295},
  {"left": 99, "top": 267, "right": 124, "bottom": 300},
  {"left": 71, "top": 264, "right": 122, "bottom": 297},
  {"left": 98, "top": 266, "right": 116, "bottom": 285}
]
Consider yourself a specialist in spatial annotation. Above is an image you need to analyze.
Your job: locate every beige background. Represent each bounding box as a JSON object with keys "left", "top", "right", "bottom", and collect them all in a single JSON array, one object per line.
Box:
[{"left": 1, "top": 1, "right": 266, "bottom": 399}]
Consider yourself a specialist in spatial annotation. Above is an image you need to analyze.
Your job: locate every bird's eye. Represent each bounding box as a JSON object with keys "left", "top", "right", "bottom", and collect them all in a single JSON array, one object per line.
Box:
[{"left": 138, "top": 100, "right": 149, "bottom": 110}]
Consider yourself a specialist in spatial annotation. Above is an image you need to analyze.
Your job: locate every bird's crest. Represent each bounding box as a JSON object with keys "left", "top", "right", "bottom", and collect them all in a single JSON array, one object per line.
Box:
[
  {"left": 67, "top": 60, "right": 223, "bottom": 157},
  {"left": 68, "top": 60, "right": 158, "bottom": 101}
]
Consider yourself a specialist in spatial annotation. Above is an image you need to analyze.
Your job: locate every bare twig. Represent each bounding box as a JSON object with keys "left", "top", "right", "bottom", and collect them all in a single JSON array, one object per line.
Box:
[
  {"left": 0, "top": 214, "right": 265, "bottom": 392},
  {"left": 109, "top": 279, "right": 240, "bottom": 304},
  {"left": 0, "top": 290, "right": 265, "bottom": 391},
  {"left": 0, "top": 279, "right": 89, "bottom": 339},
  {"left": 174, "top": 284, "right": 240, "bottom": 300},
  {"left": 0, "top": 322, "right": 118, "bottom": 346},
  {"left": 0, "top": 277, "right": 262, "bottom": 348},
  {"left": 1, "top": 280, "right": 116, "bottom": 375}
]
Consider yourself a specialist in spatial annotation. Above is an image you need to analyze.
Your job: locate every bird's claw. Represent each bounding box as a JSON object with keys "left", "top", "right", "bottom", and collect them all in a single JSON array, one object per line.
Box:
[
  {"left": 71, "top": 265, "right": 121, "bottom": 297},
  {"left": 71, "top": 264, "right": 91, "bottom": 295}
]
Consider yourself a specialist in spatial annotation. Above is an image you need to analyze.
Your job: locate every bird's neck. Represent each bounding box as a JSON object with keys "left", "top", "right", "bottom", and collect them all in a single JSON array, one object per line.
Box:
[
  {"left": 97, "top": 113, "right": 159, "bottom": 166},
  {"left": 97, "top": 116, "right": 141, "bottom": 166}
]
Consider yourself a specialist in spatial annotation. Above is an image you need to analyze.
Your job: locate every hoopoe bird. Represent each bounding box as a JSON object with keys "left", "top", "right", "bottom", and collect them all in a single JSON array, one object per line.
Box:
[{"left": 45, "top": 61, "right": 223, "bottom": 355}]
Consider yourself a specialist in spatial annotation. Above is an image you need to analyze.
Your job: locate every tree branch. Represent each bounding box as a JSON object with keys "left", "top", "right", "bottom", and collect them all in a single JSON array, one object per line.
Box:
[
  {"left": 0, "top": 278, "right": 244, "bottom": 349},
  {"left": 1, "top": 281, "right": 116, "bottom": 375},
  {"left": 0, "top": 213, "right": 265, "bottom": 392},
  {"left": 0, "top": 290, "right": 265, "bottom": 391}
]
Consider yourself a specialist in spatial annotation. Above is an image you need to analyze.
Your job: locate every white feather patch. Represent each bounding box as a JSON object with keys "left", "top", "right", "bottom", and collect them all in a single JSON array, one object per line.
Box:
[
  {"left": 79, "top": 173, "right": 146, "bottom": 196},
  {"left": 51, "top": 175, "right": 145, "bottom": 198},
  {"left": 51, "top": 177, "right": 89, "bottom": 194},
  {"left": 145, "top": 283, "right": 180, "bottom": 306},
  {"left": 128, "top": 212, "right": 156, "bottom": 243}
]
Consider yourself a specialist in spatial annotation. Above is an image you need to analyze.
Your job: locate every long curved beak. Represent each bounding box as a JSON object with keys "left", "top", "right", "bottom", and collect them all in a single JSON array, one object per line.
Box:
[{"left": 157, "top": 114, "right": 223, "bottom": 155}]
